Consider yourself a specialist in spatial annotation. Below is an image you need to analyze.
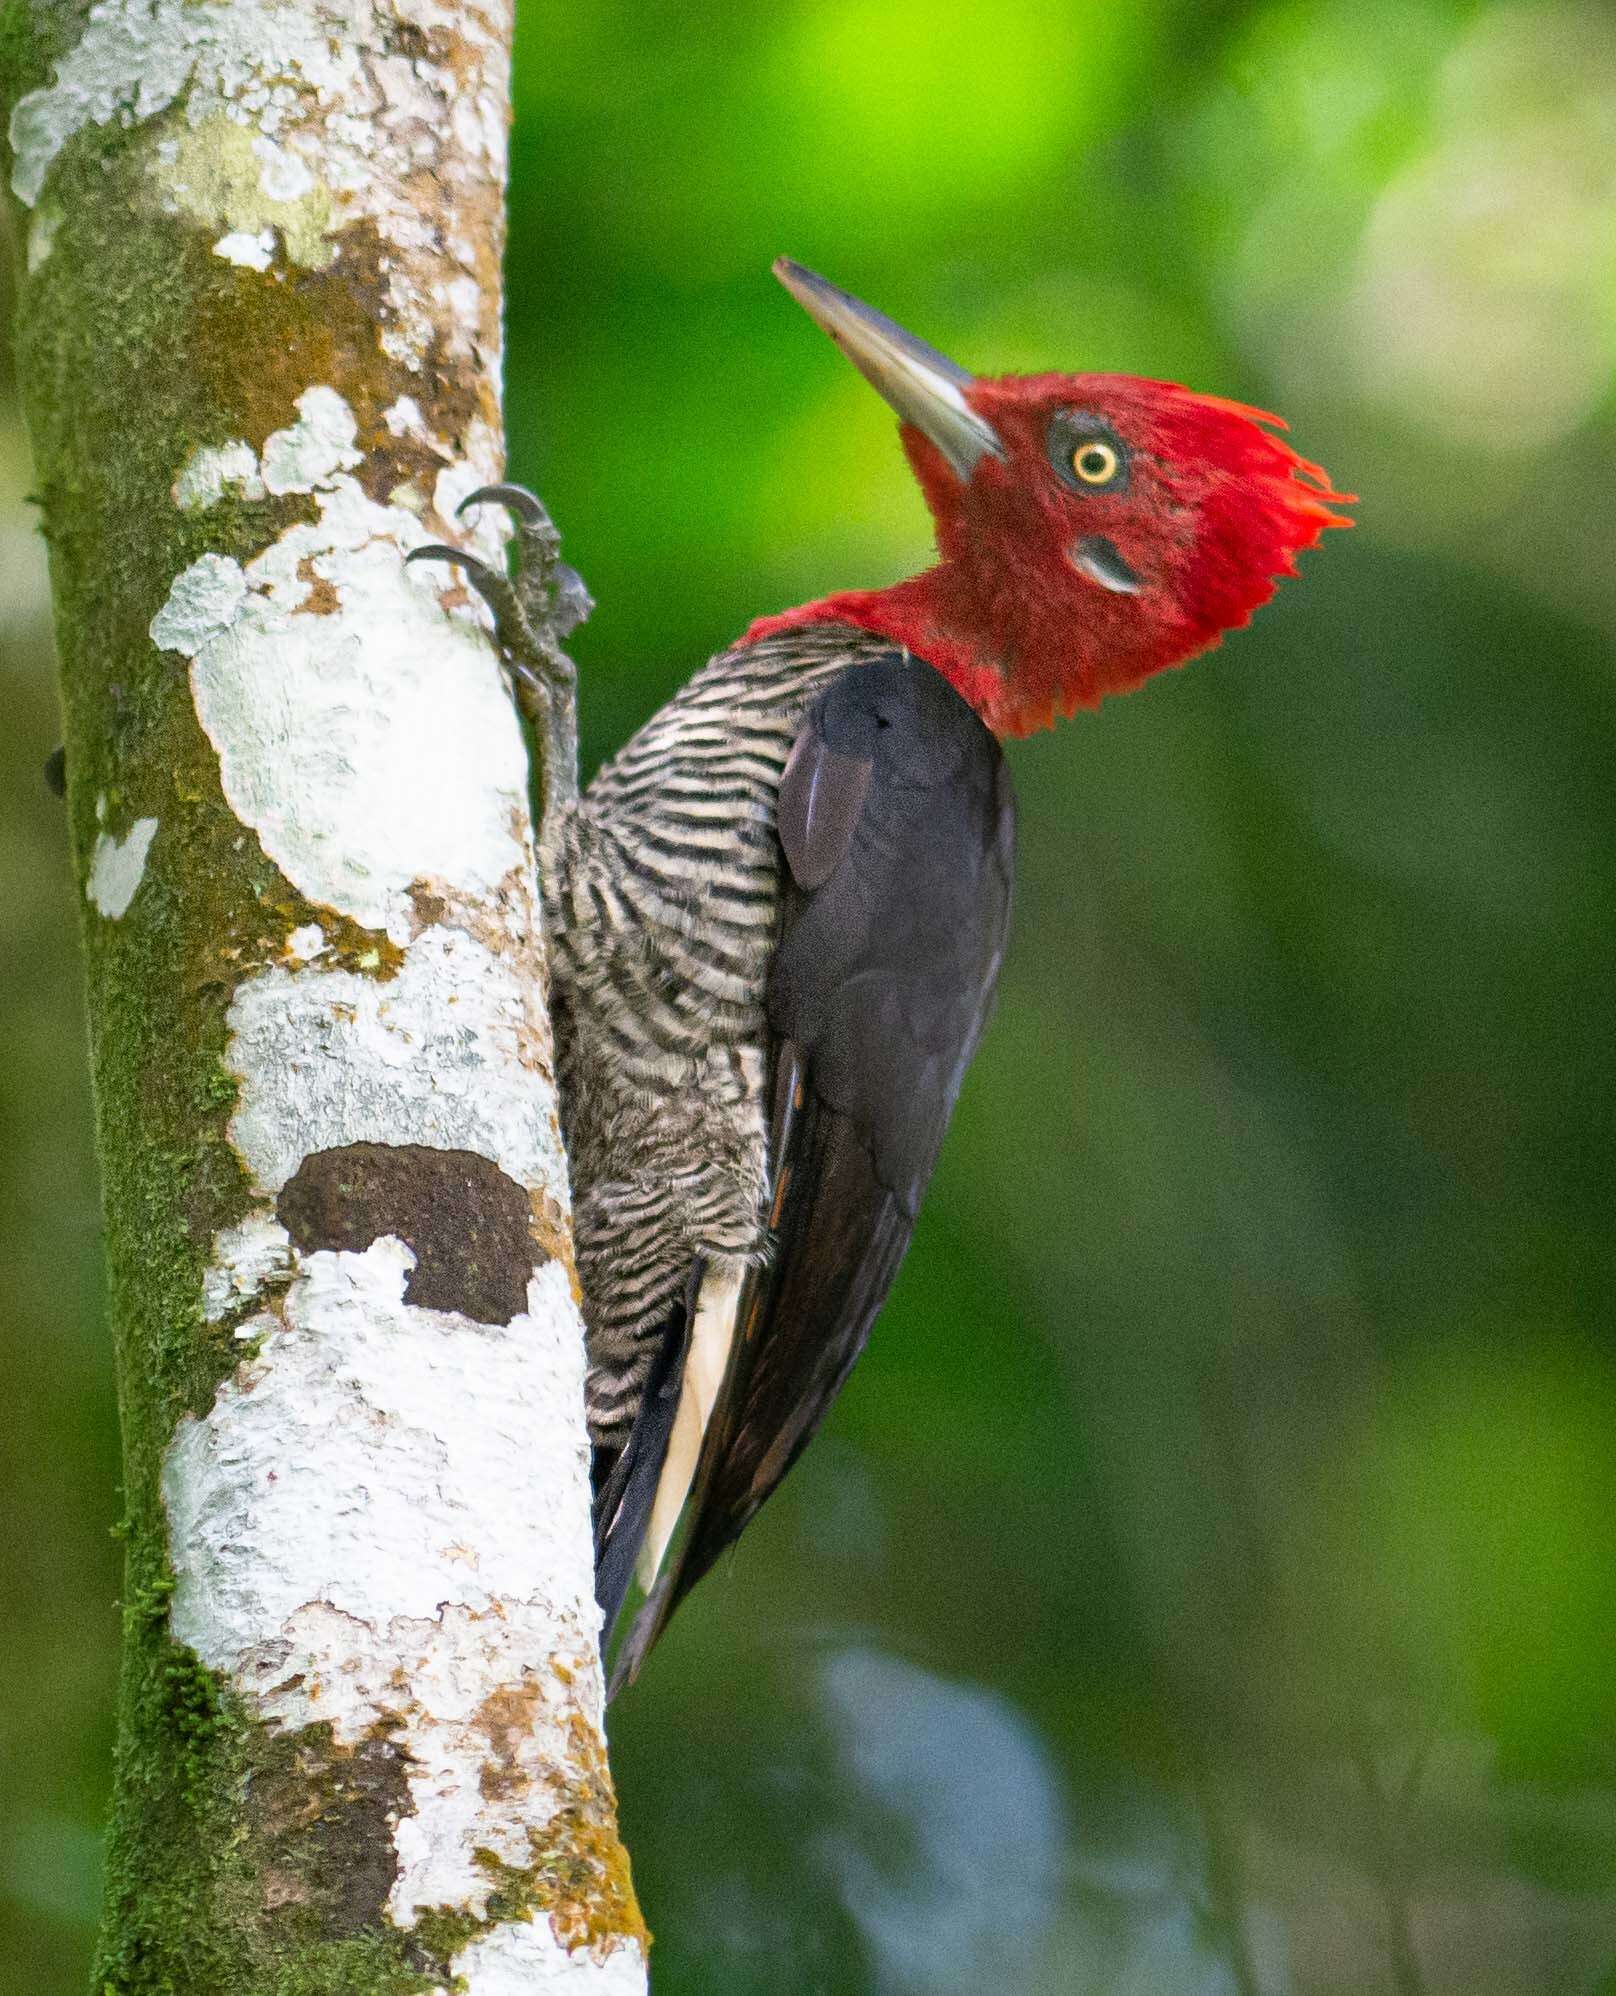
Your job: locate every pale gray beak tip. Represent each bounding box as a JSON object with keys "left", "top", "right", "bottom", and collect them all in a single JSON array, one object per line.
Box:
[{"left": 773, "top": 257, "right": 1005, "bottom": 481}]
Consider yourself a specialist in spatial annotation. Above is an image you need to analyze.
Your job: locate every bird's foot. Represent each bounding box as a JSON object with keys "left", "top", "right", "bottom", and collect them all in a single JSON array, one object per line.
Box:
[{"left": 406, "top": 483, "right": 592, "bottom": 733}]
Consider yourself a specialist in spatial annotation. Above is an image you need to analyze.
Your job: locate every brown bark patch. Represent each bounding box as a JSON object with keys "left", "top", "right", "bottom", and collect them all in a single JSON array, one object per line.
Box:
[
  {"left": 188, "top": 218, "right": 489, "bottom": 514},
  {"left": 278, "top": 1142, "right": 543, "bottom": 1324},
  {"left": 253, "top": 1720, "right": 414, "bottom": 1941},
  {"left": 407, "top": 866, "right": 544, "bottom": 966},
  {"left": 295, "top": 556, "right": 341, "bottom": 614},
  {"left": 531, "top": 1186, "right": 582, "bottom": 1303},
  {"left": 475, "top": 1680, "right": 546, "bottom": 1802}
]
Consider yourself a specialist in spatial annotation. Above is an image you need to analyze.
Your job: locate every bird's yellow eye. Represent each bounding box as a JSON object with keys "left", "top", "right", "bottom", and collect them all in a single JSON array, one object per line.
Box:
[{"left": 1072, "top": 441, "right": 1120, "bottom": 486}]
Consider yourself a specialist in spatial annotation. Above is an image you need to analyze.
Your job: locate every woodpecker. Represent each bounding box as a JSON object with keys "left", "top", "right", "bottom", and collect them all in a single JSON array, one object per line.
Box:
[{"left": 412, "top": 261, "right": 1352, "bottom": 1691}]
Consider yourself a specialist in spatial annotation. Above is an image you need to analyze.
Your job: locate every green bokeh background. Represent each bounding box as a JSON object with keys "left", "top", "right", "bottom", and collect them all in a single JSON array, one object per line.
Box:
[{"left": 4, "top": 1, "right": 1616, "bottom": 1989}]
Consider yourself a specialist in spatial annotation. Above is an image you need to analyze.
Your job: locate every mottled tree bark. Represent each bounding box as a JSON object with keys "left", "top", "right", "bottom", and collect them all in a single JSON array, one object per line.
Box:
[{"left": 0, "top": 3, "right": 647, "bottom": 1989}]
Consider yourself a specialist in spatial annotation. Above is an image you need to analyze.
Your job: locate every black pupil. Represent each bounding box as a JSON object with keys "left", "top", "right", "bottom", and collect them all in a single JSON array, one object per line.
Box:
[{"left": 1080, "top": 447, "right": 1109, "bottom": 476}]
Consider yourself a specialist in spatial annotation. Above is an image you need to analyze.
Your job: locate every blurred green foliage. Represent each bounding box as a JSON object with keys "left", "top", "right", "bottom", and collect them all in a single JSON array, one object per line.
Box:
[{"left": 4, "top": 0, "right": 1615, "bottom": 1989}]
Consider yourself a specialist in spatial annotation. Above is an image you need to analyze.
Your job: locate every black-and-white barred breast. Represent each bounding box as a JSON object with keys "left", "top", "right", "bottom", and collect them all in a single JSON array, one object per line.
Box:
[{"left": 543, "top": 622, "right": 892, "bottom": 1446}]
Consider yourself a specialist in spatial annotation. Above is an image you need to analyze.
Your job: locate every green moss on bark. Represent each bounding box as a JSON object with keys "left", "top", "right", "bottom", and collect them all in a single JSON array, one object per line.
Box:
[
  {"left": 97, "top": 1589, "right": 645, "bottom": 1993},
  {"left": 1, "top": 136, "right": 333, "bottom": 1996},
  {"left": 95, "top": 1609, "right": 453, "bottom": 1996}
]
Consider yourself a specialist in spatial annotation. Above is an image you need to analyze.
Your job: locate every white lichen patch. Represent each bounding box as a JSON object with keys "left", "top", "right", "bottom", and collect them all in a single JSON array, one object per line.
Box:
[
  {"left": 10, "top": 2, "right": 206, "bottom": 205},
  {"left": 384, "top": 394, "right": 426, "bottom": 437},
  {"left": 149, "top": 387, "right": 515, "bottom": 947},
  {"left": 87, "top": 814, "right": 159, "bottom": 919},
  {"left": 432, "top": 421, "right": 508, "bottom": 536},
  {"left": 170, "top": 386, "right": 365, "bottom": 511},
  {"left": 284, "top": 921, "right": 326, "bottom": 963},
  {"left": 185, "top": 508, "right": 520, "bottom": 943},
  {"left": 9, "top": 0, "right": 511, "bottom": 375},
  {"left": 150, "top": 552, "right": 247, "bottom": 652},
  {"left": 224, "top": 925, "right": 562, "bottom": 1201},
  {"left": 9, "top": 3, "right": 364, "bottom": 209},
  {"left": 384, "top": 394, "right": 454, "bottom": 462},
  {"left": 213, "top": 225, "right": 275, "bottom": 270},
  {"left": 173, "top": 440, "right": 266, "bottom": 510},
  {"left": 165, "top": 1239, "right": 604, "bottom": 1926},
  {"left": 449, "top": 1921, "right": 648, "bottom": 1993},
  {"left": 252, "top": 131, "right": 312, "bottom": 203},
  {"left": 260, "top": 385, "right": 360, "bottom": 494},
  {"left": 202, "top": 1211, "right": 293, "bottom": 1322}
]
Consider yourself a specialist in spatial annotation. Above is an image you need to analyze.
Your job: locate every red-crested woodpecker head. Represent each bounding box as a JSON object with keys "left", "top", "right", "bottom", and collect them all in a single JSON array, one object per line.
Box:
[{"left": 747, "top": 261, "right": 1354, "bottom": 738}]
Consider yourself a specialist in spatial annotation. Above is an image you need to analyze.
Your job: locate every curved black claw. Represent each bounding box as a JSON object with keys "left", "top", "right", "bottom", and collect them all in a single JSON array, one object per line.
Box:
[
  {"left": 405, "top": 483, "right": 587, "bottom": 816},
  {"left": 408, "top": 486, "right": 582, "bottom": 818},
  {"left": 447, "top": 482, "right": 593, "bottom": 642},
  {"left": 407, "top": 539, "right": 541, "bottom": 690},
  {"left": 405, "top": 541, "right": 496, "bottom": 583},
  {"left": 457, "top": 482, "right": 553, "bottom": 528},
  {"left": 408, "top": 543, "right": 536, "bottom": 639}
]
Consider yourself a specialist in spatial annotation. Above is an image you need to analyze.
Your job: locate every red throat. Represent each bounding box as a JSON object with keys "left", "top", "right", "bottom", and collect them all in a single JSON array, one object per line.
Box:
[
  {"left": 745, "top": 379, "right": 1353, "bottom": 739},
  {"left": 744, "top": 571, "right": 1015, "bottom": 727}
]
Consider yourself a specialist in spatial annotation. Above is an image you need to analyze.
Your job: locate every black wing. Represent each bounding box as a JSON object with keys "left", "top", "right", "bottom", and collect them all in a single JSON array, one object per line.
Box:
[{"left": 609, "top": 651, "right": 1015, "bottom": 1691}]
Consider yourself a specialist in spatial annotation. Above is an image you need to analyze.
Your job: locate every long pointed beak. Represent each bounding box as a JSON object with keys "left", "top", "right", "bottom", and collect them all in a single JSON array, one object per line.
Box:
[{"left": 774, "top": 259, "right": 1005, "bottom": 481}]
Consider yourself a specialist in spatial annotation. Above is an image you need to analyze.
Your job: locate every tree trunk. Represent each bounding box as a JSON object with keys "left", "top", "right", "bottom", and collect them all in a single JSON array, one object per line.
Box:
[{"left": 0, "top": 3, "right": 648, "bottom": 1988}]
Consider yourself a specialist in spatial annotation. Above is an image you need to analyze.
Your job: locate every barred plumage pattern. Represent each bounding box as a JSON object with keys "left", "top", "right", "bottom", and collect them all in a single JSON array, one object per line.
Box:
[{"left": 543, "top": 621, "right": 895, "bottom": 1444}]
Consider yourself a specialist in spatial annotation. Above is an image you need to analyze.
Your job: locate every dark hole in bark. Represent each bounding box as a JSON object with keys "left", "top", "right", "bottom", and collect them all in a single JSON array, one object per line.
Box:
[{"left": 278, "top": 1142, "right": 541, "bottom": 1325}]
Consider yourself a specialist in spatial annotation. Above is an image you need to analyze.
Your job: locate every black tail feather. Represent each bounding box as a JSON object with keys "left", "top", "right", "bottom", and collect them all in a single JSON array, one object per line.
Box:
[{"left": 592, "top": 1263, "right": 701, "bottom": 1656}]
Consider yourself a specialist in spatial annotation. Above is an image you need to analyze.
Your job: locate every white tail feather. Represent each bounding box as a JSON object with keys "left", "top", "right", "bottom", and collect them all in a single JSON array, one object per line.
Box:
[{"left": 635, "top": 1263, "right": 744, "bottom": 1591}]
